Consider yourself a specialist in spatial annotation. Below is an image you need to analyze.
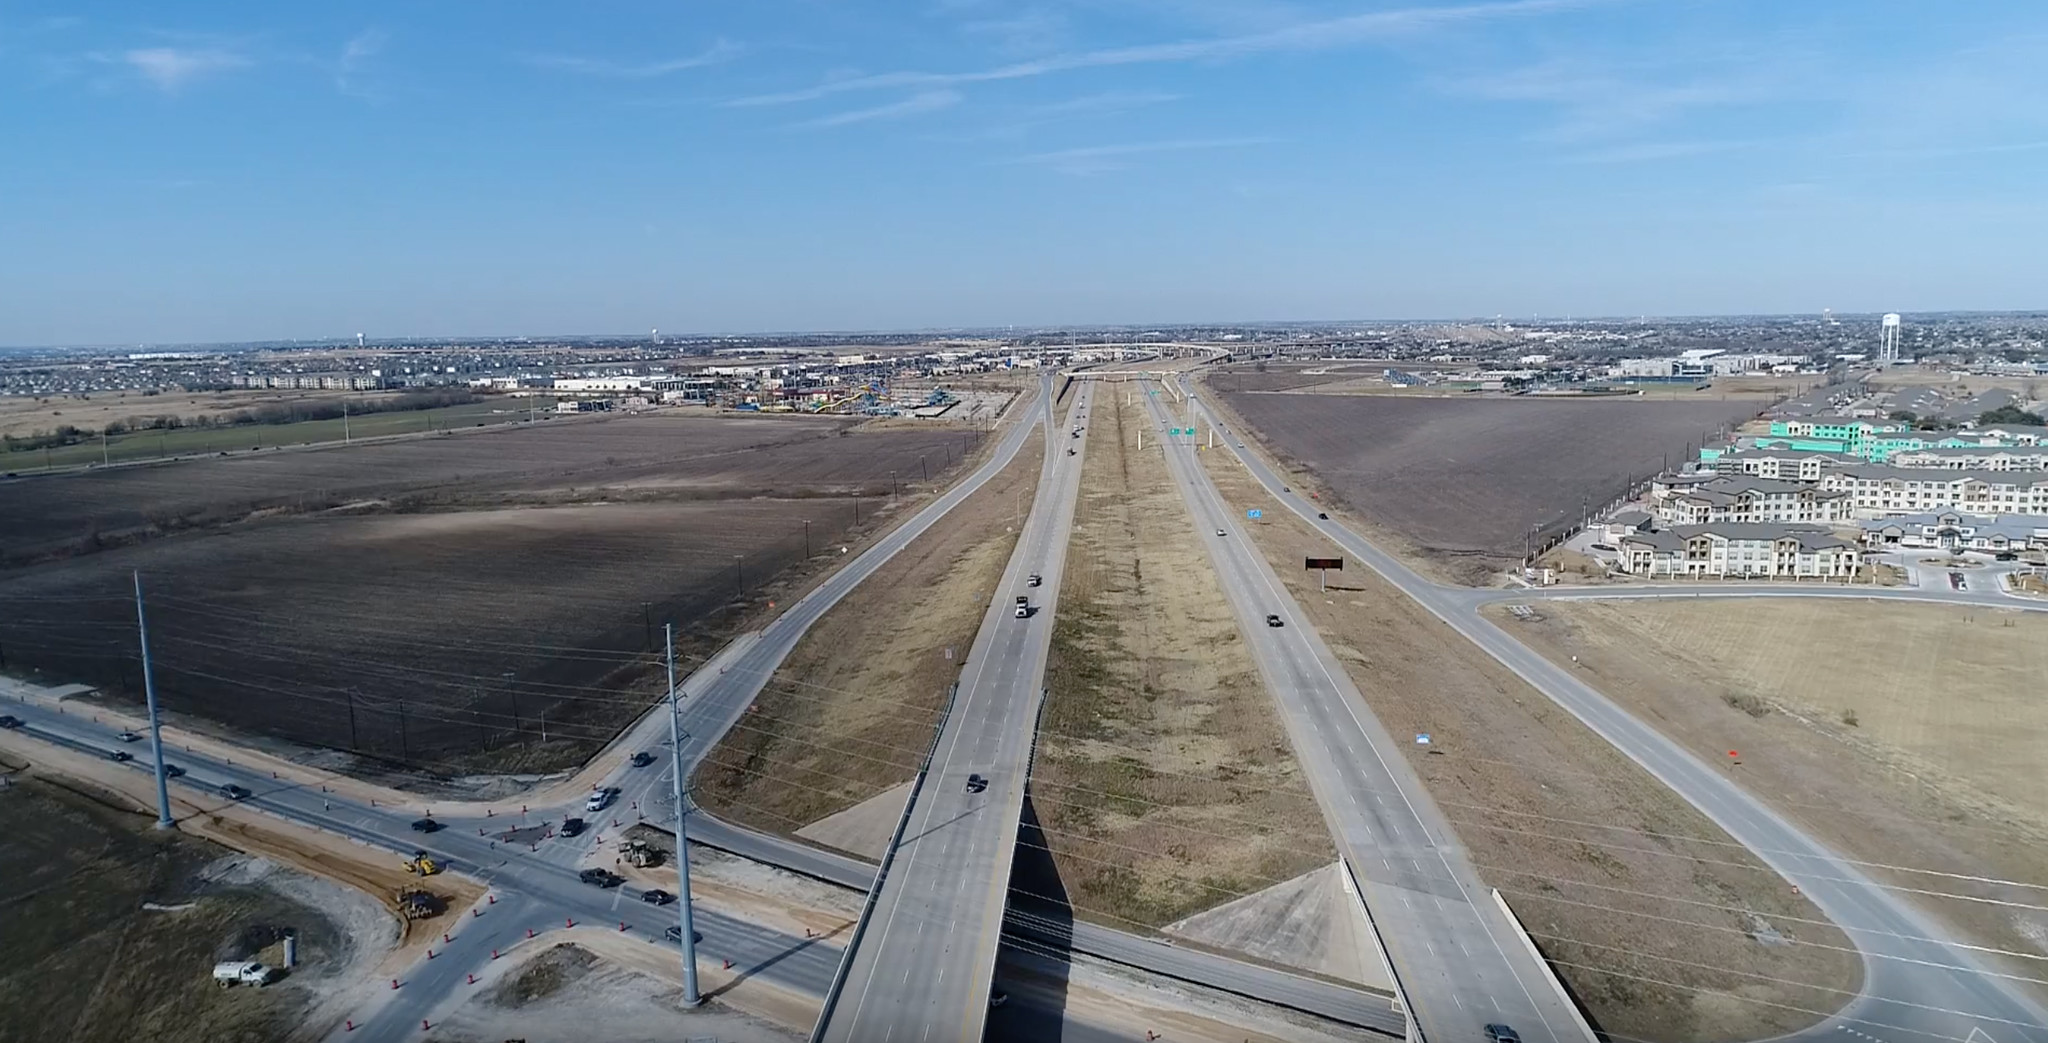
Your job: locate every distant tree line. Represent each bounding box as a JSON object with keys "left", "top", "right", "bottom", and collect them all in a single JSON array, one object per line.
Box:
[{"left": 1, "top": 389, "right": 484, "bottom": 453}]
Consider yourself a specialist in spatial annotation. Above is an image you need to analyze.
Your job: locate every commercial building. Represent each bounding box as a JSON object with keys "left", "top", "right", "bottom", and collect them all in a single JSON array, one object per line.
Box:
[
  {"left": 1859, "top": 512, "right": 2048, "bottom": 552},
  {"left": 1616, "top": 524, "right": 1861, "bottom": 579}
]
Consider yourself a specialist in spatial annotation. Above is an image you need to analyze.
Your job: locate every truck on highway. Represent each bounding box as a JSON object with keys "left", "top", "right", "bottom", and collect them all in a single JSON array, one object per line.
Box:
[{"left": 1014, "top": 596, "right": 1029, "bottom": 618}]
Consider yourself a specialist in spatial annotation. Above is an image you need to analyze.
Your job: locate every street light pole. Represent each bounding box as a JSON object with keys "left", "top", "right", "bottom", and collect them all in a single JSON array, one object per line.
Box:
[
  {"left": 802, "top": 519, "right": 812, "bottom": 559},
  {"left": 132, "top": 571, "right": 173, "bottom": 830},
  {"left": 663, "top": 624, "right": 702, "bottom": 1007}
]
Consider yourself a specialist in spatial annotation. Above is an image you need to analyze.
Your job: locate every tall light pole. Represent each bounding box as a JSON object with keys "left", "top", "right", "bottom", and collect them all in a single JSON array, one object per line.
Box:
[
  {"left": 663, "top": 624, "right": 702, "bottom": 1007},
  {"left": 133, "top": 571, "right": 173, "bottom": 829},
  {"left": 802, "top": 519, "right": 812, "bottom": 559}
]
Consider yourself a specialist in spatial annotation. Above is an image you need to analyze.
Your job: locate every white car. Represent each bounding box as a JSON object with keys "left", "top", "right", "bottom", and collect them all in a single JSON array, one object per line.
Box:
[{"left": 585, "top": 788, "right": 616, "bottom": 813}]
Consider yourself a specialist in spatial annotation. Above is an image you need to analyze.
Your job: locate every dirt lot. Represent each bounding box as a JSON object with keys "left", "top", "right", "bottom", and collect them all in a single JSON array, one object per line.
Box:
[
  {"left": 1193, "top": 450, "right": 1863, "bottom": 1042},
  {"left": 0, "top": 413, "right": 982, "bottom": 777},
  {"left": 0, "top": 387, "right": 398, "bottom": 441},
  {"left": 1034, "top": 385, "right": 1331, "bottom": 930},
  {"left": 693, "top": 427, "right": 1043, "bottom": 836},
  {"left": 1202, "top": 381, "right": 1763, "bottom": 583},
  {"left": 0, "top": 763, "right": 356, "bottom": 1043},
  {"left": 1500, "top": 597, "right": 2048, "bottom": 1001}
]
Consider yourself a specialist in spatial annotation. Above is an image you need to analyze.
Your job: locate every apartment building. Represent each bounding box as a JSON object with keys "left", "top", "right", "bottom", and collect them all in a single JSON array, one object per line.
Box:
[
  {"left": 1617, "top": 523, "right": 1861, "bottom": 579},
  {"left": 1818, "top": 466, "right": 2048, "bottom": 517},
  {"left": 1654, "top": 475, "right": 1852, "bottom": 525},
  {"left": 1884, "top": 446, "right": 2048, "bottom": 471},
  {"left": 1709, "top": 449, "right": 1854, "bottom": 482}
]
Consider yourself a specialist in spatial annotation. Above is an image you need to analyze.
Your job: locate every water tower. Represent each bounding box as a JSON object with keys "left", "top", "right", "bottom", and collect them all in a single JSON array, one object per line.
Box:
[{"left": 1879, "top": 313, "right": 1901, "bottom": 365}]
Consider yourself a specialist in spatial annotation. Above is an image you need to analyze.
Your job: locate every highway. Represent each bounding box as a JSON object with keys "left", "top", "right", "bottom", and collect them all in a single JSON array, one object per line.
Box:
[
  {"left": 1174, "top": 375, "right": 2048, "bottom": 1043},
  {"left": 1134, "top": 381, "right": 1586, "bottom": 1042},
  {"left": 815, "top": 375, "right": 1095, "bottom": 1043}
]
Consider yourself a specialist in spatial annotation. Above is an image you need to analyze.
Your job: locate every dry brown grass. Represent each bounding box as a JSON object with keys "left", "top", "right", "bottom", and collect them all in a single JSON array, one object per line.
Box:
[
  {"left": 1501, "top": 598, "right": 2048, "bottom": 1005},
  {"left": 1193, "top": 448, "right": 1864, "bottom": 1043},
  {"left": 692, "top": 429, "right": 1043, "bottom": 837},
  {"left": 1035, "top": 387, "right": 1331, "bottom": 931},
  {"left": 0, "top": 387, "right": 392, "bottom": 440}
]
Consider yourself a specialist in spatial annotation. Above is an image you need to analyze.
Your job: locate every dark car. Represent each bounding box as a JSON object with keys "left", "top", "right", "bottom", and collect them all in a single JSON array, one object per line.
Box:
[
  {"left": 641, "top": 889, "right": 674, "bottom": 905},
  {"left": 163, "top": 763, "right": 186, "bottom": 777},
  {"left": 109, "top": 749, "right": 134, "bottom": 763},
  {"left": 663, "top": 925, "right": 703, "bottom": 944},
  {"left": 1265, "top": 614, "right": 1284, "bottom": 627},
  {"left": 219, "top": 784, "right": 252, "bottom": 801},
  {"left": 411, "top": 818, "right": 441, "bottom": 833},
  {"left": 579, "top": 867, "right": 622, "bottom": 888},
  {"left": 1484, "top": 1025, "right": 1521, "bottom": 1043},
  {"left": 560, "top": 817, "right": 587, "bottom": 837},
  {"left": 965, "top": 773, "right": 988, "bottom": 794},
  {"left": 1317, "top": 512, "right": 1329, "bottom": 520},
  {"left": 0, "top": 715, "right": 21, "bottom": 729},
  {"left": 630, "top": 751, "right": 655, "bottom": 767}
]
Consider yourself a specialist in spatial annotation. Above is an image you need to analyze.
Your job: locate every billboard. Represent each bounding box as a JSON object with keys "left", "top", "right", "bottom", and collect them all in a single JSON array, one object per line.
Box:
[{"left": 1304, "top": 557, "right": 1344, "bottom": 570}]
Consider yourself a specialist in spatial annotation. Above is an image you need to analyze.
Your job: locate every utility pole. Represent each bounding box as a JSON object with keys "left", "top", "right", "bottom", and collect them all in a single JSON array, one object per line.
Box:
[
  {"left": 733, "top": 554, "right": 744, "bottom": 595},
  {"left": 664, "top": 624, "right": 703, "bottom": 1007},
  {"left": 802, "top": 519, "right": 812, "bottom": 559},
  {"left": 101, "top": 429, "right": 110, "bottom": 467},
  {"left": 919, "top": 455, "right": 928, "bottom": 482},
  {"left": 345, "top": 689, "right": 360, "bottom": 750},
  {"left": 342, "top": 400, "right": 351, "bottom": 444},
  {"left": 397, "top": 698, "right": 410, "bottom": 759},
  {"left": 133, "top": 572, "right": 174, "bottom": 829}
]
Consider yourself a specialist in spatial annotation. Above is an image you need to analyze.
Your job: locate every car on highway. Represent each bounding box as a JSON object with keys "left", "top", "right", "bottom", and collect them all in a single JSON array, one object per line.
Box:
[
  {"left": 662, "top": 925, "right": 703, "bottom": 944},
  {"left": 1317, "top": 512, "right": 1329, "bottom": 519},
  {"left": 163, "top": 763, "right": 186, "bottom": 777},
  {"left": 989, "top": 992, "right": 1008, "bottom": 1009},
  {"left": 560, "top": 817, "right": 587, "bottom": 837},
  {"left": 219, "top": 783, "right": 252, "bottom": 801},
  {"left": 1027, "top": 574, "right": 1041, "bottom": 587},
  {"left": 585, "top": 787, "right": 618, "bottom": 812},
  {"left": 640, "top": 888, "right": 674, "bottom": 905},
  {"left": 579, "top": 867, "right": 622, "bottom": 888},
  {"left": 410, "top": 817, "right": 441, "bottom": 833},
  {"left": 116, "top": 730, "right": 141, "bottom": 742},
  {"left": 1265, "top": 614, "right": 1284, "bottom": 627},
  {"left": 108, "top": 749, "right": 134, "bottom": 763},
  {"left": 0, "top": 715, "right": 21, "bottom": 729},
  {"left": 1215, "top": 528, "right": 1226, "bottom": 537},
  {"left": 1483, "top": 1025, "right": 1521, "bottom": 1043},
  {"left": 630, "top": 751, "right": 655, "bottom": 767},
  {"left": 965, "top": 773, "right": 988, "bottom": 793},
  {"left": 1014, "top": 596, "right": 1030, "bottom": 618}
]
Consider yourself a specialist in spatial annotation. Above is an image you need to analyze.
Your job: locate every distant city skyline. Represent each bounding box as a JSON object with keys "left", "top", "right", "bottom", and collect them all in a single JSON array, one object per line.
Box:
[{"left": 3, "top": 1, "right": 2046, "bottom": 345}]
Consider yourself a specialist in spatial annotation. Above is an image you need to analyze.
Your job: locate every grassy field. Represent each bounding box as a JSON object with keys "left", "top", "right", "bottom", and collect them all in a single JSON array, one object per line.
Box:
[
  {"left": 1034, "top": 386, "right": 1330, "bottom": 930},
  {"left": 0, "top": 387, "right": 390, "bottom": 440},
  {"left": 1, "top": 397, "right": 557, "bottom": 473},
  {"left": 1499, "top": 598, "right": 2048, "bottom": 1004},
  {"left": 1193, "top": 448, "right": 1864, "bottom": 1043},
  {"left": 692, "top": 428, "right": 1042, "bottom": 835},
  {"left": 0, "top": 766, "right": 322, "bottom": 1043}
]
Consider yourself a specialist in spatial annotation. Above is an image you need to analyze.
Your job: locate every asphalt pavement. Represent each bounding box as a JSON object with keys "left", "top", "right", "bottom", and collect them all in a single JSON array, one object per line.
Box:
[
  {"left": 816, "top": 375, "right": 1095, "bottom": 1043},
  {"left": 1175, "top": 375, "right": 2048, "bottom": 1043}
]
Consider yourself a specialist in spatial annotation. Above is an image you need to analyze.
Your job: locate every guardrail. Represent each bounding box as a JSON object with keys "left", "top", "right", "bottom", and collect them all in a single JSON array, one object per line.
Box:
[{"left": 807, "top": 680, "right": 961, "bottom": 1042}]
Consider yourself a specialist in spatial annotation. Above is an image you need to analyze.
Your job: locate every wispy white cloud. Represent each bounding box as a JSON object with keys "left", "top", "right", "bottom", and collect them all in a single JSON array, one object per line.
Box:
[
  {"left": 524, "top": 40, "right": 739, "bottom": 79},
  {"left": 796, "top": 89, "right": 964, "bottom": 129},
  {"left": 1442, "top": 58, "right": 1776, "bottom": 142},
  {"left": 1011, "top": 136, "right": 1275, "bottom": 174},
  {"left": 1565, "top": 139, "right": 1757, "bottom": 164},
  {"left": 733, "top": 0, "right": 1603, "bottom": 106},
  {"left": 939, "top": 90, "right": 1182, "bottom": 141},
  {"left": 102, "top": 46, "right": 248, "bottom": 91},
  {"left": 336, "top": 29, "right": 386, "bottom": 97}
]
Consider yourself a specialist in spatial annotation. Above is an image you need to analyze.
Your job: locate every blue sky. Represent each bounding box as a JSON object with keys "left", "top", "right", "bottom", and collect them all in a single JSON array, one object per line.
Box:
[{"left": 3, "top": 1, "right": 2046, "bottom": 345}]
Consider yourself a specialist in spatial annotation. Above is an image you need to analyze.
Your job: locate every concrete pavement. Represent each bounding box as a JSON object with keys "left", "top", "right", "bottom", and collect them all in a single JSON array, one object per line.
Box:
[
  {"left": 1177, "top": 375, "right": 2048, "bottom": 1043},
  {"left": 815, "top": 376, "right": 1095, "bottom": 1043},
  {"left": 1136, "top": 381, "right": 1586, "bottom": 1043}
]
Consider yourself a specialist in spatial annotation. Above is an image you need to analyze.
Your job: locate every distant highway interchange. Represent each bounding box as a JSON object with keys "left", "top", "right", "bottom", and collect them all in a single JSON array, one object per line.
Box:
[{"left": 6, "top": 363, "right": 2048, "bottom": 1043}]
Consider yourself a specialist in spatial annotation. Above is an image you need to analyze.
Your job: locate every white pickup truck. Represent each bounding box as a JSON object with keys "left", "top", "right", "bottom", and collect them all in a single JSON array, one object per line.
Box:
[{"left": 213, "top": 961, "right": 276, "bottom": 987}]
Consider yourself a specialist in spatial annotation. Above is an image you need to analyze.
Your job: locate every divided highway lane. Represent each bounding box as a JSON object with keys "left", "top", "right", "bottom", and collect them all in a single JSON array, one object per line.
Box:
[
  {"left": 817, "top": 377, "right": 1094, "bottom": 1043},
  {"left": 1137, "top": 383, "right": 1582, "bottom": 1043},
  {"left": 1178, "top": 379, "right": 2048, "bottom": 1043}
]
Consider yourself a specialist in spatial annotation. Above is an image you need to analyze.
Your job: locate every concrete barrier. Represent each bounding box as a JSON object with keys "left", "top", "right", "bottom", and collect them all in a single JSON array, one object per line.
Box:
[
  {"left": 1340, "top": 858, "right": 1418, "bottom": 1041},
  {"left": 1490, "top": 889, "right": 1600, "bottom": 1043}
]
